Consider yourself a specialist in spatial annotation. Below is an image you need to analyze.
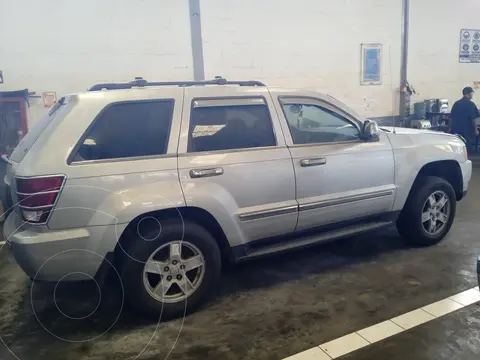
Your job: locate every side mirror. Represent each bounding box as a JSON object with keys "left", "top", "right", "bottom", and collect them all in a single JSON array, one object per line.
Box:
[{"left": 362, "top": 120, "right": 380, "bottom": 142}]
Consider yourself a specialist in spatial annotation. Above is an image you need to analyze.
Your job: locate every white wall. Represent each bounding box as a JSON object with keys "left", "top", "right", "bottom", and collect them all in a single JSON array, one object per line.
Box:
[
  {"left": 200, "top": 0, "right": 403, "bottom": 118},
  {"left": 0, "top": 0, "right": 193, "bottom": 127},
  {"left": 4, "top": 0, "right": 474, "bottom": 128},
  {"left": 408, "top": 0, "right": 480, "bottom": 107}
]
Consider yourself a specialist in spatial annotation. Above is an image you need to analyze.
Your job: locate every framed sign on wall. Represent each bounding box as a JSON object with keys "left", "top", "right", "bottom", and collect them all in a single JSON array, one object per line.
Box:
[
  {"left": 42, "top": 92, "right": 57, "bottom": 108},
  {"left": 459, "top": 29, "right": 480, "bottom": 63},
  {"left": 361, "top": 43, "right": 382, "bottom": 85}
]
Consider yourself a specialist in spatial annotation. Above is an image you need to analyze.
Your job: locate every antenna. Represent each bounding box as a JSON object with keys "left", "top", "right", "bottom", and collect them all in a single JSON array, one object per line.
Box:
[{"left": 389, "top": 44, "right": 396, "bottom": 134}]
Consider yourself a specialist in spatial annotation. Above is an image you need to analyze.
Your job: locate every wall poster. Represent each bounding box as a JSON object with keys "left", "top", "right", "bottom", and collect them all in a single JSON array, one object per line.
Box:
[
  {"left": 459, "top": 29, "right": 480, "bottom": 63},
  {"left": 42, "top": 92, "right": 57, "bottom": 108},
  {"left": 361, "top": 43, "right": 382, "bottom": 85}
]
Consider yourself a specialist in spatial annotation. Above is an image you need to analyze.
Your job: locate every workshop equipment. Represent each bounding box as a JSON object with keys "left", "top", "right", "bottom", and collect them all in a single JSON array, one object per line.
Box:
[
  {"left": 410, "top": 119, "right": 432, "bottom": 129},
  {"left": 414, "top": 101, "right": 426, "bottom": 119}
]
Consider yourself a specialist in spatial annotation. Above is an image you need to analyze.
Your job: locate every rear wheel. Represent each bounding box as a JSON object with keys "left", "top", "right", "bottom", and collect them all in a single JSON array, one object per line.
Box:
[
  {"left": 396, "top": 176, "right": 456, "bottom": 246},
  {"left": 120, "top": 220, "right": 221, "bottom": 319}
]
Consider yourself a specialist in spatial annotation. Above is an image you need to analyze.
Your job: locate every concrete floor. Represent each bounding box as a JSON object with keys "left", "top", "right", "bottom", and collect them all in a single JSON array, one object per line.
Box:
[{"left": 1, "top": 162, "right": 480, "bottom": 360}]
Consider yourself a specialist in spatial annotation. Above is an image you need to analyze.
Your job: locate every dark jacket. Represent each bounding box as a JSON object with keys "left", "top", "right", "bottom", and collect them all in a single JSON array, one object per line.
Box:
[{"left": 450, "top": 97, "right": 479, "bottom": 138}]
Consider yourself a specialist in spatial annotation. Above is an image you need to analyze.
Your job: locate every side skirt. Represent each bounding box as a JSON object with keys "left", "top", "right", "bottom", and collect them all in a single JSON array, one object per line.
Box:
[{"left": 232, "top": 211, "right": 400, "bottom": 262}]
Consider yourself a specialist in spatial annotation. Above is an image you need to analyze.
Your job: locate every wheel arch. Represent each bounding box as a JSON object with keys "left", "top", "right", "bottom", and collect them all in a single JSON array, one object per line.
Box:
[
  {"left": 411, "top": 160, "right": 463, "bottom": 200},
  {"left": 395, "top": 159, "right": 463, "bottom": 214},
  {"left": 113, "top": 206, "right": 234, "bottom": 269},
  {"left": 396, "top": 173, "right": 457, "bottom": 246}
]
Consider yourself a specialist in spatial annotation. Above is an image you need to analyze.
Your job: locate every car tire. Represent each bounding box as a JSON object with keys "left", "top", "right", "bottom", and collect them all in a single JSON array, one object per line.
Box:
[
  {"left": 120, "top": 219, "right": 221, "bottom": 319},
  {"left": 396, "top": 176, "right": 456, "bottom": 246}
]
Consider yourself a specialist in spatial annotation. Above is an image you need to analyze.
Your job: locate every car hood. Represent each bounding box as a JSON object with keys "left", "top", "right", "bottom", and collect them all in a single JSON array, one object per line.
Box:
[
  {"left": 381, "top": 127, "right": 466, "bottom": 147},
  {"left": 380, "top": 127, "right": 449, "bottom": 136}
]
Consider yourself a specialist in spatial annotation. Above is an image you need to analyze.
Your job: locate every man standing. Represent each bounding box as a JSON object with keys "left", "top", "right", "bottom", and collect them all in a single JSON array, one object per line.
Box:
[{"left": 450, "top": 87, "right": 480, "bottom": 150}]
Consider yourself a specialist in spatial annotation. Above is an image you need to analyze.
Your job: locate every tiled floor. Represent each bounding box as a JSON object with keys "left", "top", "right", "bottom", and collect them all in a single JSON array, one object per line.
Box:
[
  {"left": 320, "top": 333, "right": 369, "bottom": 358},
  {"left": 390, "top": 308, "right": 436, "bottom": 330},
  {"left": 340, "top": 304, "right": 480, "bottom": 360},
  {"left": 422, "top": 298, "right": 464, "bottom": 317},
  {"left": 449, "top": 288, "right": 480, "bottom": 306},
  {"left": 284, "top": 347, "right": 331, "bottom": 360},
  {"left": 283, "top": 287, "right": 480, "bottom": 360},
  {"left": 357, "top": 320, "right": 403, "bottom": 343}
]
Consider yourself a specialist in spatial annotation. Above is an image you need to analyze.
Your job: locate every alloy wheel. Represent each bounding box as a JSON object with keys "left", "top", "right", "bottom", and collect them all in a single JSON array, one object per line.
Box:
[
  {"left": 142, "top": 240, "right": 205, "bottom": 303},
  {"left": 421, "top": 190, "right": 450, "bottom": 236}
]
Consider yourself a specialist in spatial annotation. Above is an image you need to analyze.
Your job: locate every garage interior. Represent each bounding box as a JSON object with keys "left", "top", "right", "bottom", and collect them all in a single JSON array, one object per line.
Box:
[{"left": 1, "top": 0, "right": 480, "bottom": 359}]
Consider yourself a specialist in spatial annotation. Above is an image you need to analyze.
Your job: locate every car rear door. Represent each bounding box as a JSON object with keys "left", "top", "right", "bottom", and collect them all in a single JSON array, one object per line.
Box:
[
  {"left": 272, "top": 93, "right": 396, "bottom": 231},
  {"left": 177, "top": 86, "right": 297, "bottom": 247}
]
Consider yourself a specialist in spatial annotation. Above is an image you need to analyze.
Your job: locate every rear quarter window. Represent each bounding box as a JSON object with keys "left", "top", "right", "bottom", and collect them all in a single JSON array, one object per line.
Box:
[{"left": 70, "top": 100, "right": 174, "bottom": 162}]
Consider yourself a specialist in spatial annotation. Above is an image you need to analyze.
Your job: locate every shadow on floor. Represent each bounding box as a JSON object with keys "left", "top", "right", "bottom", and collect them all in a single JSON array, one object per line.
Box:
[{"left": 1, "top": 226, "right": 409, "bottom": 347}]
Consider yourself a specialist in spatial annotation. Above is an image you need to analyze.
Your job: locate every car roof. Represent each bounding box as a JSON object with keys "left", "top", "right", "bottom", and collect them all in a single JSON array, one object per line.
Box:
[{"left": 73, "top": 78, "right": 365, "bottom": 122}]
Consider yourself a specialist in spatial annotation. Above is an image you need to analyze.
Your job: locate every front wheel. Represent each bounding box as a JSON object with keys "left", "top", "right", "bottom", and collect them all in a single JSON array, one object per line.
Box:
[{"left": 396, "top": 176, "right": 456, "bottom": 246}]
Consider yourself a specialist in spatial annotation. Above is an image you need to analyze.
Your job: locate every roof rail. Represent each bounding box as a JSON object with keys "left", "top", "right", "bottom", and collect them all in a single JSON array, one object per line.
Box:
[{"left": 88, "top": 76, "right": 266, "bottom": 91}]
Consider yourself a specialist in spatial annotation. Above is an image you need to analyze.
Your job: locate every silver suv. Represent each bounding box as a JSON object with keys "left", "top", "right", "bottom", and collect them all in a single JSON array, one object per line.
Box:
[{"left": 3, "top": 77, "right": 472, "bottom": 318}]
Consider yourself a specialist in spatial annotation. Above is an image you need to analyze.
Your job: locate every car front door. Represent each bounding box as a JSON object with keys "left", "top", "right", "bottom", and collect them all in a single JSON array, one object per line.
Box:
[
  {"left": 273, "top": 94, "right": 396, "bottom": 231},
  {"left": 177, "top": 87, "right": 298, "bottom": 248}
]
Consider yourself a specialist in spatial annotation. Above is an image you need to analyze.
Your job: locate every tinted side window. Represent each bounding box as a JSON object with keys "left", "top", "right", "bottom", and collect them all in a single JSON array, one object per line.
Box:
[
  {"left": 188, "top": 104, "right": 276, "bottom": 152},
  {"left": 73, "top": 100, "right": 174, "bottom": 161},
  {"left": 282, "top": 103, "right": 360, "bottom": 144}
]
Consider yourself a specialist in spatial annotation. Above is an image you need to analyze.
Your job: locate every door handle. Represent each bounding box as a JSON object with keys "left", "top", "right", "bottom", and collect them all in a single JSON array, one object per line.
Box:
[
  {"left": 189, "top": 167, "right": 224, "bottom": 178},
  {"left": 300, "top": 157, "right": 327, "bottom": 167}
]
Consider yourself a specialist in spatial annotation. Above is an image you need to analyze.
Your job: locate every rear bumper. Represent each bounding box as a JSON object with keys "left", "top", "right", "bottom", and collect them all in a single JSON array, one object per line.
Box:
[{"left": 4, "top": 211, "right": 124, "bottom": 282}]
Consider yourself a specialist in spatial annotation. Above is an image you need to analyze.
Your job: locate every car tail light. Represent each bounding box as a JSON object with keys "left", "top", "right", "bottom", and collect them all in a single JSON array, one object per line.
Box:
[{"left": 16, "top": 175, "right": 65, "bottom": 224}]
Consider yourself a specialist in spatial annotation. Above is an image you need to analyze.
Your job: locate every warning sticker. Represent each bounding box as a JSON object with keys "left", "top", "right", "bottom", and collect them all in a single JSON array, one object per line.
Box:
[{"left": 460, "top": 29, "right": 480, "bottom": 63}]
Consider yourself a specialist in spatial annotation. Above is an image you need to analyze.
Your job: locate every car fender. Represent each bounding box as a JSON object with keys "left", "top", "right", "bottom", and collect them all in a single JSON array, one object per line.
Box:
[
  {"left": 386, "top": 131, "right": 466, "bottom": 211},
  {"left": 50, "top": 171, "right": 185, "bottom": 229}
]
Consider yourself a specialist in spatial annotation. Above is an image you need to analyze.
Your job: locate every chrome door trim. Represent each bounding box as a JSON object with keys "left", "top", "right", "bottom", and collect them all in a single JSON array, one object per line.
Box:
[
  {"left": 300, "top": 190, "right": 394, "bottom": 212},
  {"left": 287, "top": 140, "right": 362, "bottom": 148},
  {"left": 70, "top": 153, "right": 177, "bottom": 166},
  {"left": 238, "top": 205, "right": 298, "bottom": 222},
  {"left": 193, "top": 97, "right": 266, "bottom": 108},
  {"left": 178, "top": 145, "right": 286, "bottom": 157}
]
